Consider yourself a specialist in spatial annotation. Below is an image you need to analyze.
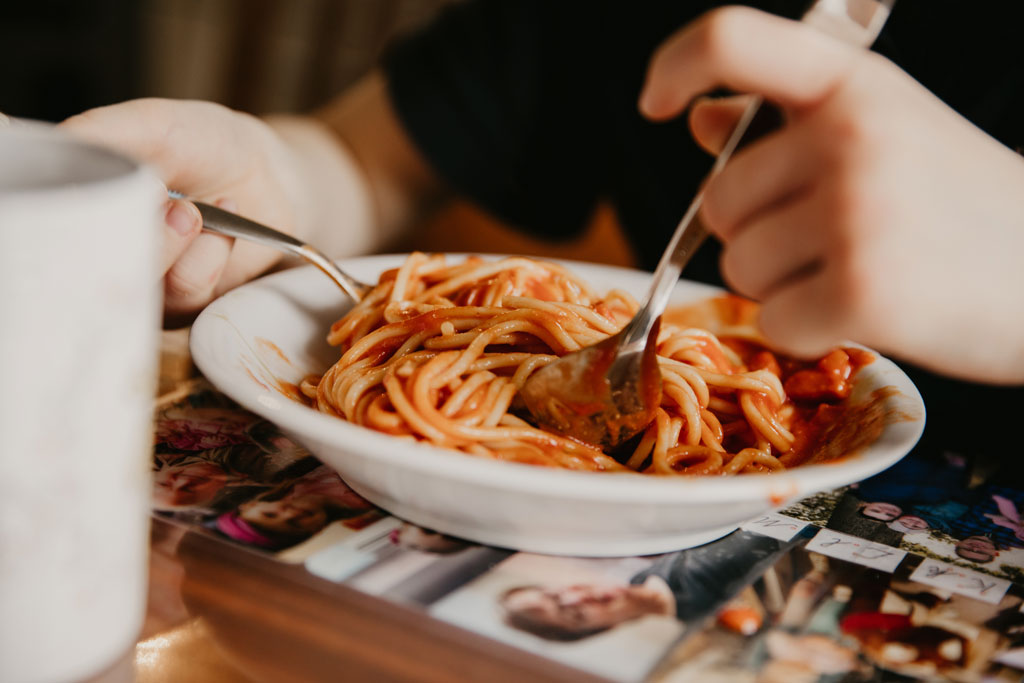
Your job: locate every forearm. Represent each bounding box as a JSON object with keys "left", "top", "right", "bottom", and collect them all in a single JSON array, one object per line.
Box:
[
  {"left": 263, "top": 113, "right": 375, "bottom": 258},
  {"left": 269, "top": 71, "right": 447, "bottom": 259}
]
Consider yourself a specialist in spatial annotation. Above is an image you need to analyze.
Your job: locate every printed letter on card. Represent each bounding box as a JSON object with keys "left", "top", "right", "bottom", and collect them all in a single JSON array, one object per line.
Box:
[
  {"left": 805, "top": 528, "right": 906, "bottom": 573},
  {"left": 909, "top": 558, "right": 1011, "bottom": 605},
  {"left": 740, "top": 512, "right": 808, "bottom": 541}
]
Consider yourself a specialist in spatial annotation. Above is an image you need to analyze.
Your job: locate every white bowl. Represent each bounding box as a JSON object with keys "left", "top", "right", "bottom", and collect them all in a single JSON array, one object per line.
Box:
[{"left": 190, "top": 254, "right": 925, "bottom": 557}]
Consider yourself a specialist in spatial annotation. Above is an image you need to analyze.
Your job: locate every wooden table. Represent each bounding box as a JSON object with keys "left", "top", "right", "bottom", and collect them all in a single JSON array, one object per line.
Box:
[{"left": 127, "top": 516, "right": 607, "bottom": 683}]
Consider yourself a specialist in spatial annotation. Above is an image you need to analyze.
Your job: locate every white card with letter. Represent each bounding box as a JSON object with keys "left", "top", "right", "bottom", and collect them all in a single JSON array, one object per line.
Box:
[
  {"left": 740, "top": 512, "right": 808, "bottom": 541},
  {"left": 909, "top": 558, "right": 1011, "bottom": 605},
  {"left": 805, "top": 528, "right": 906, "bottom": 573}
]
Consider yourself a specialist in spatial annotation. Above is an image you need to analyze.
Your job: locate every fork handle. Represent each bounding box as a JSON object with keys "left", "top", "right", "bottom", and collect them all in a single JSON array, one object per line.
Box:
[
  {"left": 190, "top": 200, "right": 370, "bottom": 303},
  {"left": 622, "top": 99, "right": 782, "bottom": 350}
]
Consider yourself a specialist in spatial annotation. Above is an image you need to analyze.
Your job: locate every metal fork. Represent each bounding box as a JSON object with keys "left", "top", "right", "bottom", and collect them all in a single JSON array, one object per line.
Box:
[{"left": 185, "top": 198, "right": 372, "bottom": 303}]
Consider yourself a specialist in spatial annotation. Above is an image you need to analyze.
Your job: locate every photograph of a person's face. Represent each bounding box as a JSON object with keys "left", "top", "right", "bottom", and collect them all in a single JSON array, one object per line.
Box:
[
  {"left": 782, "top": 451, "right": 1024, "bottom": 583},
  {"left": 429, "top": 553, "right": 685, "bottom": 682}
]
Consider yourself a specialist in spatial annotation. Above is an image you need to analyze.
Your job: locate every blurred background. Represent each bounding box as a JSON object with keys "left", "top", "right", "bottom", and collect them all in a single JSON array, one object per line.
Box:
[{"left": 1, "top": 0, "right": 634, "bottom": 265}]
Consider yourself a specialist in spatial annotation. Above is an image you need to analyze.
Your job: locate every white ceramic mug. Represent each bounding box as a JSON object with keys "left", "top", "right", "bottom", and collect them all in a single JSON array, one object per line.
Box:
[{"left": 0, "top": 124, "right": 162, "bottom": 682}]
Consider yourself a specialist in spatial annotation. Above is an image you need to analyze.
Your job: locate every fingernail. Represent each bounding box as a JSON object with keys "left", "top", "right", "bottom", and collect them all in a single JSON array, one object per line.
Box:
[
  {"left": 165, "top": 200, "right": 198, "bottom": 236},
  {"left": 638, "top": 88, "right": 656, "bottom": 117},
  {"left": 691, "top": 95, "right": 714, "bottom": 111}
]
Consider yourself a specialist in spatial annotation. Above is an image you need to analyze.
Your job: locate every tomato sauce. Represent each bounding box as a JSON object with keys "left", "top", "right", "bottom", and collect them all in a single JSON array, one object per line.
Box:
[
  {"left": 664, "top": 295, "right": 893, "bottom": 468},
  {"left": 716, "top": 337, "right": 883, "bottom": 467}
]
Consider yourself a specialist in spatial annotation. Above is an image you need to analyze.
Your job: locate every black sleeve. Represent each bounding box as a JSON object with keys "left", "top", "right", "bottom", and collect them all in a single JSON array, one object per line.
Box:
[
  {"left": 381, "top": 0, "right": 808, "bottom": 260},
  {"left": 383, "top": 0, "right": 610, "bottom": 239},
  {"left": 632, "top": 531, "right": 790, "bottom": 621}
]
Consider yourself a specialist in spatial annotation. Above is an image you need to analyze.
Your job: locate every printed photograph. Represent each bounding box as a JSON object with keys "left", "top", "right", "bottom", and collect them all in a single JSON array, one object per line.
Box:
[
  {"left": 782, "top": 450, "right": 1024, "bottom": 584},
  {"left": 153, "top": 384, "right": 319, "bottom": 516},
  {"left": 150, "top": 382, "right": 1024, "bottom": 681},
  {"left": 152, "top": 383, "right": 383, "bottom": 562},
  {"left": 428, "top": 552, "right": 685, "bottom": 682},
  {"left": 654, "top": 546, "right": 1024, "bottom": 683},
  {"left": 426, "top": 530, "right": 805, "bottom": 682},
  {"left": 152, "top": 382, "right": 507, "bottom": 586},
  {"left": 303, "top": 517, "right": 511, "bottom": 605},
  {"left": 207, "top": 464, "right": 383, "bottom": 560}
]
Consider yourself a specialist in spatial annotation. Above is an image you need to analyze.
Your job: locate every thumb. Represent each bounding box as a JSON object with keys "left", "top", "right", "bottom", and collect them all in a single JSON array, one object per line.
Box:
[{"left": 688, "top": 95, "right": 757, "bottom": 156}]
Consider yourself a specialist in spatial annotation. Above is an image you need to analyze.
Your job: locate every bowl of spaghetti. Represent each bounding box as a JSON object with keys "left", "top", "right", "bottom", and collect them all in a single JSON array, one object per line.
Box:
[{"left": 190, "top": 253, "right": 925, "bottom": 556}]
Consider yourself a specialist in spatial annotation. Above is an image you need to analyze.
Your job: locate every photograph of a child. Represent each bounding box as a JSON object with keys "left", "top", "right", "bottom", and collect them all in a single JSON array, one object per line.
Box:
[
  {"left": 430, "top": 552, "right": 685, "bottom": 682},
  {"left": 153, "top": 385, "right": 319, "bottom": 516},
  {"left": 211, "top": 464, "right": 381, "bottom": 554},
  {"left": 390, "top": 522, "right": 470, "bottom": 555},
  {"left": 498, "top": 576, "right": 677, "bottom": 642},
  {"left": 152, "top": 383, "right": 385, "bottom": 561},
  {"left": 657, "top": 546, "right": 1024, "bottom": 682},
  {"left": 782, "top": 450, "right": 1024, "bottom": 584},
  {"left": 152, "top": 453, "right": 244, "bottom": 513}
]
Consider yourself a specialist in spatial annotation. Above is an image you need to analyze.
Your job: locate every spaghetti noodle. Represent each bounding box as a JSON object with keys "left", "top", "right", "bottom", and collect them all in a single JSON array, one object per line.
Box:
[{"left": 301, "top": 253, "right": 873, "bottom": 475}]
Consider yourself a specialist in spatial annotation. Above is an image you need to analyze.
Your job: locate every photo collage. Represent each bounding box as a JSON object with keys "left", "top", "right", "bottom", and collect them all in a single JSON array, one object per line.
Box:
[{"left": 153, "top": 380, "right": 1024, "bottom": 681}]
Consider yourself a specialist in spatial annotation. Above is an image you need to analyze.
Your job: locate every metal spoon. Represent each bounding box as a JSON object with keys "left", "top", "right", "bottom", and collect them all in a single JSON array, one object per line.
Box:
[
  {"left": 187, "top": 199, "right": 372, "bottom": 303},
  {"left": 519, "top": 0, "right": 895, "bottom": 450}
]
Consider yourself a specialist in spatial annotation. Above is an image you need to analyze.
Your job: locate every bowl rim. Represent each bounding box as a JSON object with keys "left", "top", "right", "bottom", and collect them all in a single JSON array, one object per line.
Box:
[{"left": 190, "top": 252, "right": 926, "bottom": 505}]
